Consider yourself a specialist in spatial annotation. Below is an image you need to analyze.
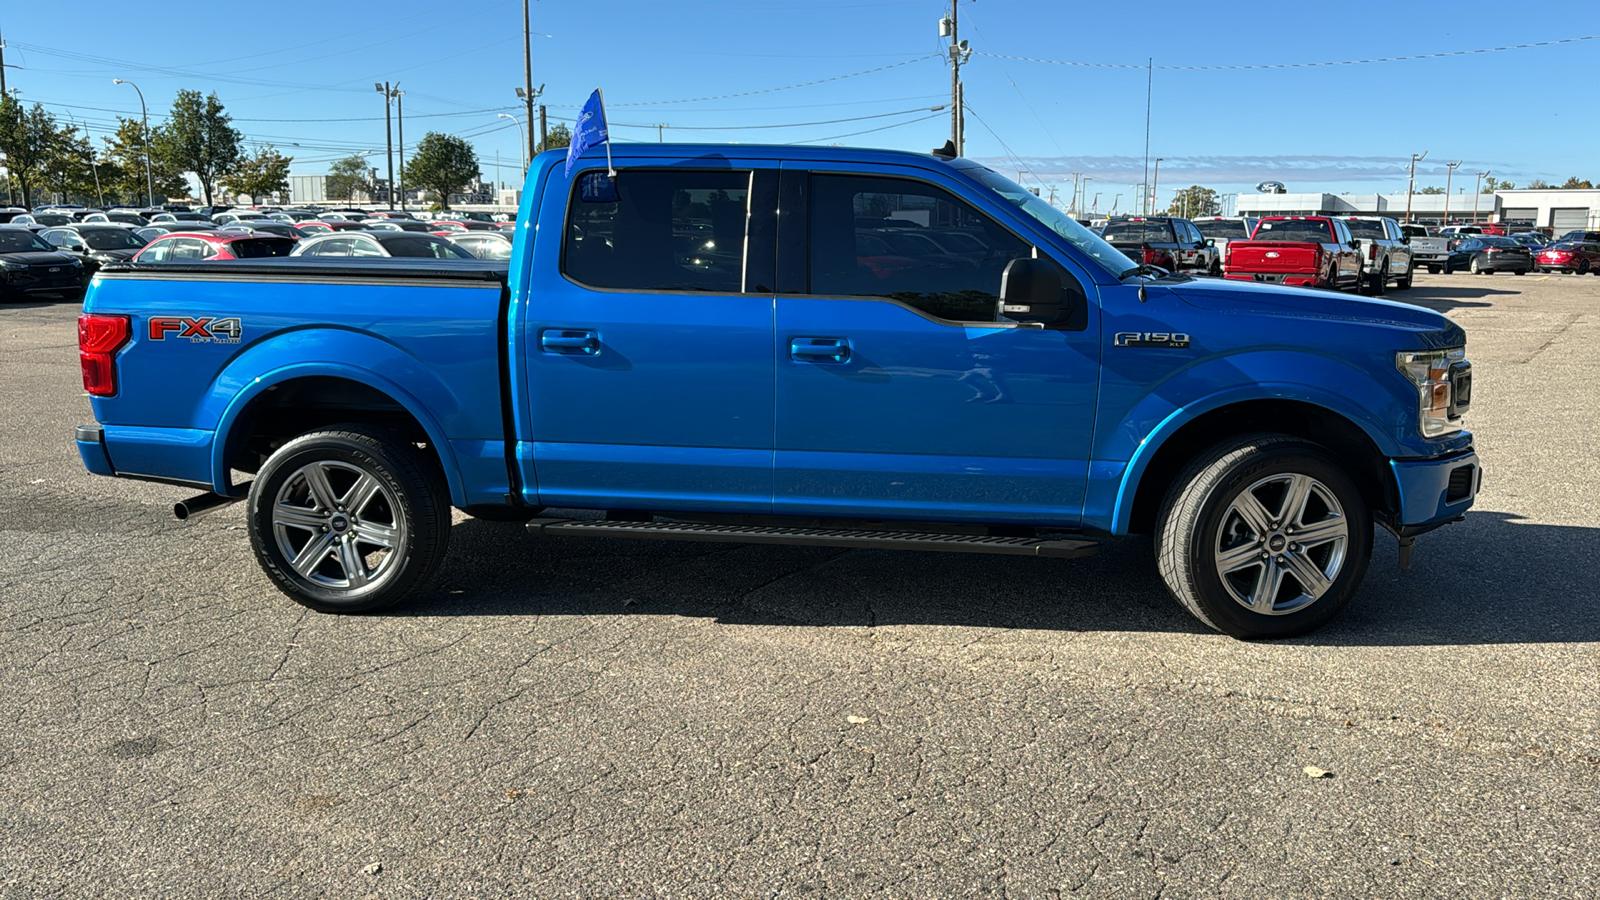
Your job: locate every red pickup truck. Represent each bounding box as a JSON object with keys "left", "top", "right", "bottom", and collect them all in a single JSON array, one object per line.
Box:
[{"left": 1223, "top": 216, "right": 1364, "bottom": 291}]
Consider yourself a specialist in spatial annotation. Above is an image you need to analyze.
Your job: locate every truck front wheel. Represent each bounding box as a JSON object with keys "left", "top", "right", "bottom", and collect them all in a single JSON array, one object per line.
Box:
[
  {"left": 247, "top": 425, "right": 452, "bottom": 613},
  {"left": 1155, "top": 434, "right": 1372, "bottom": 638}
]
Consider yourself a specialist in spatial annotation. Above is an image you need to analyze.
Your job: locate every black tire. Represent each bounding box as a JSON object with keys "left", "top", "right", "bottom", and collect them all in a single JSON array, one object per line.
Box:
[
  {"left": 1209, "top": 257, "right": 1222, "bottom": 277},
  {"left": 1427, "top": 265, "right": 1441, "bottom": 275},
  {"left": 247, "top": 425, "right": 451, "bottom": 613},
  {"left": 1395, "top": 263, "right": 1413, "bottom": 290},
  {"left": 1367, "top": 260, "right": 1387, "bottom": 295},
  {"left": 1581, "top": 260, "right": 1591, "bottom": 275},
  {"left": 1154, "top": 433, "right": 1373, "bottom": 639},
  {"left": 1514, "top": 269, "right": 1526, "bottom": 276},
  {"left": 1470, "top": 257, "right": 1488, "bottom": 275}
]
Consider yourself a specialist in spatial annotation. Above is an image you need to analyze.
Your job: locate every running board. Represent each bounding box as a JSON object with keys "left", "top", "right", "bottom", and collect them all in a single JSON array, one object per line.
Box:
[{"left": 529, "top": 519, "right": 1099, "bottom": 558}]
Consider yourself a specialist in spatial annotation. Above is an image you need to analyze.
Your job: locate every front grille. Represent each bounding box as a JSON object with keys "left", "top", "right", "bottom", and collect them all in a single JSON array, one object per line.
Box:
[{"left": 1446, "top": 464, "right": 1476, "bottom": 504}]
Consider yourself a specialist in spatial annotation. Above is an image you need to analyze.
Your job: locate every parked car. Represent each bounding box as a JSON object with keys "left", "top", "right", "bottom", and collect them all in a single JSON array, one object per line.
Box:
[
  {"left": 268, "top": 210, "right": 321, "bottom": 223},
  {"left": 447, "top": 231, "right": 513, "bottom": 260},
  {"left": 134, "top": 231, "right": 297, "bottom": 262},
  {"left": 75, "top": 143, "right": 1482, "bottom": 640},
  {"left": 1342, "top": 216, "right": 1414, "bottom": 293},
  {"left": 1555, "top": 230, "right": 1600, "bottom": 244},
  {"left": 289, "top": 231, "right": 475, "bottom": 259},
  {"left": 149, "top": 212, "right": 218, "bottom": 228},
  {"left": 1191, "top": 216, "right": 1259, "bottom": 265},
  {"left": 1534, "top": 241, "right": 1600, "bottom": 275},
  {"left": 0, "top": 227, "right": 86, "bottom": 300},
  {"left": 428, "top": 220, "right": 501, "bottom": 237},
  {"left": 296, "top": 220, "right": 370, "bottom": 235},
  {"left": 213, "top": 212, "right": 269, "bottom": 226},
  {"left": 9, "top": 213, "right": 75, "bottom": 231},
  {"left": 362, "top": 219, "right": 435, "bottom": 233},
  {"left": 364, "top": 211, "right": 417, "bottom": 220},
  {"left": 1223, "top": 216, "right": 1363, "bottom": 291},
  {"left": 1402, "top": 224, "right": 1454, "bottom": 274},
  {"left": 1099, "top": 216, "right": 1219, "bottom": 274},
  {"left": 1458, "top": 236, "right": 1533, "bottom": 275},
  {"left": 82, "top": 211, "right": 150, "bottom": 228},
  {"left": 133, "top": 225, "right": 174, "bottom": 244},
  {"left": 1509, "top": 232, "right": 1548, "bottom": 254},
  {"left": 37, "top": 224, "right": 148, "bottom": 275},
  {"left": 218, "top": 222, "right": 304, "bottom": 240}
]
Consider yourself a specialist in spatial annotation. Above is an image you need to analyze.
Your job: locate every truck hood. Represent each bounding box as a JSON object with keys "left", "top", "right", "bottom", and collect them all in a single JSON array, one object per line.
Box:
[{"left": 1164, "top": 276, "right": 1466, "bottom": 348}]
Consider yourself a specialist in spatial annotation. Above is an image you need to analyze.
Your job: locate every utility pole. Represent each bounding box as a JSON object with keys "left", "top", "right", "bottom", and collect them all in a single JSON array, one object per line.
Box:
[
  {"left": 1474, "top": 171, "right": 1490, "bottom": 224},
  {"left": 523, "top": 0, "right": 537, "bottom": 166},
  {"left": 1081, "top": 177, "right": 1092, "bottom": 218},
  {"left": 1150, "top": 158, "right": 1164, "bottom": 215},
  {"left": 1068, "top": 172, "right": 1083, "bottom": 216},
  {"left": 1, "top": 26, "right": 7, "bottom": 96},
  {"left": 1405, "top": 150, "right": 1428, "bottom": 224},
  {"left": 940, "top": 2, "right": 969, "bottom": 155},
  {"left": 538, "top": 105, "right": 547, "bottom": 152},
  {"left": 1443, "top": 161, "right": 1462, "bottom": 225},
  {"left": 396, "top": 90, "right": 406, "bottom": 211},
  {"left": 656, "top": 124, "right": 666, "bottom": 142},
  {"left": 377, "top": 82, "right": 396, "bottom": 209},
  {"left": 1092, "top": 192, "right": 1101, "bottom": 215}
]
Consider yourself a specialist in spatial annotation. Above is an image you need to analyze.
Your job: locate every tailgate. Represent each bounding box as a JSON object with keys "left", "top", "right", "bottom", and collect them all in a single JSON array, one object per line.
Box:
[{"left": 1226, "top": 241, "right": 1321, "bottom": 273}]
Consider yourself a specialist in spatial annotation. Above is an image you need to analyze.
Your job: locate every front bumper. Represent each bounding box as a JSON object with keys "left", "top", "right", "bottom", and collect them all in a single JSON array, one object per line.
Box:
[{"left": 1390, "top": 449, "right": 1480, "bottom": 528}]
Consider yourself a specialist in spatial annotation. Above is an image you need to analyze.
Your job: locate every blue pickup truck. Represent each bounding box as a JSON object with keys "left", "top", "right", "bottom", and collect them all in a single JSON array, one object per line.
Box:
[{"left": 74, "top": 144, "right": 1479, "bottom": 638}]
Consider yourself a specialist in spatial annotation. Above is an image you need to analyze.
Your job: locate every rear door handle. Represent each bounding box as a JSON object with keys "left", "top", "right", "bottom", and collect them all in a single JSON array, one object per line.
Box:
[
  {"left": 789, "top": 337, "right": 851, "bottom": 363},
  {"left": 540, "top": 329, "right": 600, "bottom": 355}
]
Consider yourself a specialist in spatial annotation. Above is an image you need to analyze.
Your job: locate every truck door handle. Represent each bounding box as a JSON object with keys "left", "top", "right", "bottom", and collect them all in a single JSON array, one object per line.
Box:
[
  {"left": 540, "top": 329, "right": 600, "bottom": 355},
  {"left": 790, "top": 337, "right": 851, "bottom": 363}
]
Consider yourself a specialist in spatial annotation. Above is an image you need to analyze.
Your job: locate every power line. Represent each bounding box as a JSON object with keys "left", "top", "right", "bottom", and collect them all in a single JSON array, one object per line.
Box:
[
  {"left": 609, "top": 55, "right": 939, "bottom": 106},
  {"left": 974, "top": 33, "right": 1600, "bottom": 71},
  {"left": 788, "top": 112, "right": 944, "bottom": 145}
]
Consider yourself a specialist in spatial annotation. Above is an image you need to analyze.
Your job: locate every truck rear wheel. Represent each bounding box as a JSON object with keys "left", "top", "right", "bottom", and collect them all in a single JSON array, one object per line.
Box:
[
  {"left": 247, "top": 425, "right": 451, "bottom": 613},
  {"left": 1154, "top": 433, "right": 1372, "bottom": 638},
  {"left": 1395, "top": 263, "right": 1413, "bottom": 289}
]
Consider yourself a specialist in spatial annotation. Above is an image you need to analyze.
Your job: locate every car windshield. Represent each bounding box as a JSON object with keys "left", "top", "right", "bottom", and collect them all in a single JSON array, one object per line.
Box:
[
  {"left": 958, "top": 166, "right": 1133, "bottom": 276},
  {"left": 35, "top": 214, "right": 72, "bottom": 226},
  {"left": 1194, "top": 220, "right": 1249, "bottom": 239},
  {"left": 1344, "top": 220, "right": 1387, "bottom": 239},
  {"left": 232, "top": 238, "right": 296, "bottom": 258},
  {"left": 0, "top": 230, "right": 54, "bottom": 253},
  {"left": 1548, "top": 242, "right": 1580, "bottom": 250},
  {"left": 1101, "top": 220, "right": 1178, "bottom": 244},
  {"left": 1254, "top": 220, "right": 1332, "bottom": 242},
  {"left": 381, "top": 235, "right": 475, "bottom": 259},
  {"left": 82, "top": 229, "right": 147, "bottom": 250},
  {"left": 1482, "top": 237, "right": 1519, "bottom": 248}
]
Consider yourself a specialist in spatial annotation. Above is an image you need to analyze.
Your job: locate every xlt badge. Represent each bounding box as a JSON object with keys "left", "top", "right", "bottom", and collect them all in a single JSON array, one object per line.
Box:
[{"left": 1115, "top": 331, "right": 1191, "bottom": 349}]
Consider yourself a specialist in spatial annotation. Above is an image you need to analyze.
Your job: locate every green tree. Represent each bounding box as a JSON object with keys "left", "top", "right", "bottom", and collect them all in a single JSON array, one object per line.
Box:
[
  {"left": 1482, "top": 176, "right": 1515, "bottom": 193},
  {"left": 1163, "top": 185, "right": 1219, "bottom": 218},
  {"left": 224, "top": 145, "right": 293, "bottom": 204},
  {"left": 101, "top": 116, "right": 188, "bottom": 205},
  {"left": 324, "top": 154, "right": 372, "bottom": 203},
  {"left": 1419, "top": 186, "right": 1445, "bottom": 195},
  {"left": 1561, "top": 176, "right": 1594, "bottom": 190},
  {"left": 400, "top": 132, "right": 479, "bottom": 211},
  {"left": 40, "top": 124, "right": 100, "bottom": 205},
  {"left": 1526, "top": 179, "right": 1551, "bottom": 190},
  {"left": 153, "top": 90, "right": 242, "bottom": 207},
  {"left": 0, "top": 96, "right": 63, "bottom": 209},
  {"left": 536, "top": 123, "right": 571, "bottom": 154}
]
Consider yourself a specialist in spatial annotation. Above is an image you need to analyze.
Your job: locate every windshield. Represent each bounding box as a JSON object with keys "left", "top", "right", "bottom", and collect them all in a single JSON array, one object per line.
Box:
[
  {"left": 82, "top": 229, "right": 147, "bottom": 250},
  {"left": 1254, "top": 219, "right": 1332, "bottom": 242},
  {"left": 383, "top": 235, "right": 475, "bottom": 259},
  {"left": 1194, "top": 220, "right": 1248, "bottom": 239},
  {"left": 232, "top": 238, "right": 296, "bottom": 258},
  {"left": 35, "top": 214, "right": 72, "bottom": 227},
  {"left": 0, "top": 230, "right": 53, "bottom": 253},
  {"left": 960, "top": 166, "right": 1133, "bottom": 276},
  {"left": 1344, "top": 220, "right": 1386, "bottom": 239},
  {"left": 1102, "top": 220, "right": 1177, "bottom": 244}
]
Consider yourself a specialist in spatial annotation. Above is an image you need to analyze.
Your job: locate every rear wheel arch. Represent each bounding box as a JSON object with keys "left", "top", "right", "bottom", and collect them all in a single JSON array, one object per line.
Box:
[
  {"left": 1126, "top": 399, "right": 1393, "bottom": 536},
  {"left": 215, "top": 371, "right": 462, "bottom": 506}
]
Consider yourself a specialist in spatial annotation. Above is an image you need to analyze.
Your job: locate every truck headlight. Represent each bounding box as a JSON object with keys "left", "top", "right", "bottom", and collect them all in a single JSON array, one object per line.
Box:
[{"left": 1397, "top": 347, "right": 1469, "bottom": 437}]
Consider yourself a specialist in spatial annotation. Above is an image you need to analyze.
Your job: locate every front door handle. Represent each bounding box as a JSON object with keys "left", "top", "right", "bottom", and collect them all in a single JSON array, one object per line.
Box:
[
  {"left": 790, "top": 337, "right": 851, "bottom": 363},
  {"left": 541, "top": 329, "right": 600, "bottom": 355}
]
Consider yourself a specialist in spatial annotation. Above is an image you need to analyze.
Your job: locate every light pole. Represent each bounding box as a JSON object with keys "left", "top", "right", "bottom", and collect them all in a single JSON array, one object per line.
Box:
[
  {"left": 1474, "top": 171, "right": 1490, "bottom": 224},
  {"left": 1092, "top": 192, "right": 1101, "bottom": 215},
  {"left": 499, "top": 114, "right": 525, "bottom": 171},
  {"left": 522, "top": 0, "right": 537, "bottom": 166},
  {"left": 376, "top": 82, "right": 400, "bottom": 210},
  {"left": 1081, "top": 177, "right": 1093, "bottom": 218},
  {"left": 1150, "top": 158, "right": 1163, "bottom": 215},
  {"left": 66, "top": 114, "right": 104, "bottom": 208},
  {"left": 395, "top": 90, "right": 407, "bottom": 211},
  {"left": 112, "top": 79, "right": 154, "bottom": 209},
  {"left": 1405, "top": 151, "right": 1428, "bottom": 224},
  {"left": 1443, "top": 161, "right": 1462, "bottom": 225}
]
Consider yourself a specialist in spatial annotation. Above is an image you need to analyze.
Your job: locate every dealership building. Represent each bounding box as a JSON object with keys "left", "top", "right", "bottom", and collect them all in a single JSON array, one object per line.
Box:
[{"left": 1235, "top": 189, "right": 1600, "bottom": 231}]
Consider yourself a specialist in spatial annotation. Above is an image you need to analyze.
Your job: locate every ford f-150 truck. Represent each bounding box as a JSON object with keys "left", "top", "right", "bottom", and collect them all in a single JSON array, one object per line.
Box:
[
  {"left": 74, "top": 144, "right": 1480, "bottom": 639},
  {"left": 1402, "top": 225, "right": 1454, "bottom": 274},
  {"left": 1343, "top": 216, "right": 1415, "bottom": 295},
  {"left": 1224, "top": 216, "right": 1364, "bottom": 291}
]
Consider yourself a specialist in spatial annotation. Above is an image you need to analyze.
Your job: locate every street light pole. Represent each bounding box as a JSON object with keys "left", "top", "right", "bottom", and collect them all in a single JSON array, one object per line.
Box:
[
  {"left": 523, "top": 0, "right": 537, "bottom": 166},
  {"left": 1405, "top": 151, "right": 1428, "bottom": 224},
  {"left": 498, "top": 114, "right": 525, "bottom": 170},
  {"left": 1443, "top": 161, "right": 1462, "bottom": 225},
  {"left": 1081, "top": 177, "right": 1092, "bottom": 218},
  {"left": 396, "top": 90, "right": 406, "bottom": 211},
  {"left": 1150, "top": 158, "right": 1163, "bottom": 215},
  {"left": 1474, "top": 171, "right": 1490, "bottom": 224},
  {"left": 112, "top": 79, "right": 154, "bottom": 208},
  {"left": 376, "top": 82, "right": 397, "bottom": 210}
]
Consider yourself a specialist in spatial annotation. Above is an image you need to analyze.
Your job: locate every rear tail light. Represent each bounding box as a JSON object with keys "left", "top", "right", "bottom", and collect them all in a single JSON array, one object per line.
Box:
[
  {"left": 78, "top": 314, "right": 130, "bottom": 397},
  {"left": 1368, "top": 243, "right": 1378, "bottom": 260}
]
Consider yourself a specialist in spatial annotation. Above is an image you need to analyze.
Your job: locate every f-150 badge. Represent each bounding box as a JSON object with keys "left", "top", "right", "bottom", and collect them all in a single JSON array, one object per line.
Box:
[
  {"left": 1114, "top": 332, "right": 1190, "bottom": 349},
  {"left": 148, "top": 316, "right": 243, "bottom": 344}
]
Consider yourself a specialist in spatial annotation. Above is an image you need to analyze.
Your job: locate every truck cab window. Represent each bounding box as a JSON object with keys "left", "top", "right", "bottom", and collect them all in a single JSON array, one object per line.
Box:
[
  {"left": 808, "top": 174, "right": 1031, "bottom": 322},
  {"left": 563, "top": 169, "right": 750, "bottom": 293}
]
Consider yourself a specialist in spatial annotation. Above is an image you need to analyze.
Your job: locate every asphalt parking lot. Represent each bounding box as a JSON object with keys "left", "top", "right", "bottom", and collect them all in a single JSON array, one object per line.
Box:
[{"left": 2, "top": 272, "right": 1597, "bottom": 898}]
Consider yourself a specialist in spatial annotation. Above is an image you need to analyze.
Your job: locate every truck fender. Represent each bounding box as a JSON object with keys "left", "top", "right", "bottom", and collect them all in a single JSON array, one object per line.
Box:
[
  {"left": 1103, "top": 354, "right": 1409, "bottom": 535},
  {"left": 203, "top": 331, "right": 468, "bottom": 506}
]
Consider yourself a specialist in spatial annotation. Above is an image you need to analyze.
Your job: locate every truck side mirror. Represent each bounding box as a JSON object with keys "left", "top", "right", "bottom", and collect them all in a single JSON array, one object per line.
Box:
[
  {"left": 999, "top": 258, "right": 1063, "bottom": 325},
  {"left": 1204, "top": 238, "right": 1216, "bottom": 248},
  {"left": 1349, "top": 240, "right": 1360, "bottom": 250}
]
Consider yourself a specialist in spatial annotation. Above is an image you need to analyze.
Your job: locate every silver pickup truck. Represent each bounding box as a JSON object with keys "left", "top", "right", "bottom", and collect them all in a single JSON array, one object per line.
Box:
[
  {"left": 1345, "top": 216, "right": 1414, "bottom": 293},
  {"left": 1403, "top": 224, "right": 1454, "bottom": 274}
]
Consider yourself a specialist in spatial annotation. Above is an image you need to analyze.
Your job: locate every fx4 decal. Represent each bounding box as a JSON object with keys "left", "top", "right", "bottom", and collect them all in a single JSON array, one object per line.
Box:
[
  {"left": 1114, "top": 331, "right": 1191, "bottom": 349},
  {"left": 148, "top": 316, "right": 243, "bottom": 344}
]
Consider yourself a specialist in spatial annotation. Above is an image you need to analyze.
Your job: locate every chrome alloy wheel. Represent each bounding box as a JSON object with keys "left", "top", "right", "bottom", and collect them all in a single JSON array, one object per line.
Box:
[
  {"left": 271, "top": 461, "right": 406, "bottom": 591},
  {"left": 1212, "top": 473, "right": 1349, "bottom": 615}
]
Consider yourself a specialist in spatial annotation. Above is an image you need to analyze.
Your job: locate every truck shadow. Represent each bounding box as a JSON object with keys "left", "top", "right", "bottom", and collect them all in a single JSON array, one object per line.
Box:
[
  {"left": 1388, "top": 284, "right": 1515, "bottom": 311},
  {"left": 414, "top": 510, "right": 1597, "bottom": 647}
]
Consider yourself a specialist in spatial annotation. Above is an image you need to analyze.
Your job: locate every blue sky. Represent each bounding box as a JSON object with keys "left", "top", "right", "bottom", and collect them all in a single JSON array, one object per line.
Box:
[{"left": 4, "top": 0, "right": 1596, "bottom": 210}]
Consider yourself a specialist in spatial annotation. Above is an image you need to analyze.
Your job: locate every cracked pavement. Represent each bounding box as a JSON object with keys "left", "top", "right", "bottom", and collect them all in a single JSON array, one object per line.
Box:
[{"left": 2, "top": 273, "right": 1597, "bottom": 898}]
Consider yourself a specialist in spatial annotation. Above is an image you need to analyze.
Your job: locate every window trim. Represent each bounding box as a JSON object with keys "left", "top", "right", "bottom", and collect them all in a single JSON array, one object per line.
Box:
[
  {"left": 781, "top": 169, "right": 1088, "bottom": 329},
  {"left": 557, "top": 166, "right": 763, "bottom": 297}
]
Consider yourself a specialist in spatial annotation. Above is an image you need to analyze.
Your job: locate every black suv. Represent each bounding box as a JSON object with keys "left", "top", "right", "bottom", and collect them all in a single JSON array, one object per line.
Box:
[
  {"left": 1099, "top": 216, "right": 1221, "bottom": 275},
  {"left": 0, "top": 227, "right": 87, "bottom": 301}
]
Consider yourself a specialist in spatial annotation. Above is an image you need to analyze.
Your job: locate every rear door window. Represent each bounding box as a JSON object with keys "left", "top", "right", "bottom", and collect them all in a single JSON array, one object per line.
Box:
[{"left": 562, "top": 169, "right": 750, "bottom": 293}]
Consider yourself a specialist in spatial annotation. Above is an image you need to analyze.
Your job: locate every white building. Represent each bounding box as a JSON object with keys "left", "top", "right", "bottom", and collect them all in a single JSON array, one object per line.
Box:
[{"left": 1235, "top": 189, "right": 1600, "bottom": 230}]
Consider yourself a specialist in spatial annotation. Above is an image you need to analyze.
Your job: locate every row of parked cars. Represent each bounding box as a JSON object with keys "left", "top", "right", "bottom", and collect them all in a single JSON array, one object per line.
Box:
[
  {"left": 1088, "top": 213, "right": 1600, "bottom": 294},
  {"left": 0, "top": 205, "right": 519, "bottom": 302}
]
